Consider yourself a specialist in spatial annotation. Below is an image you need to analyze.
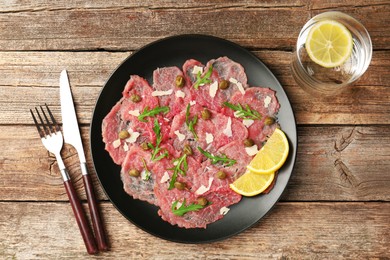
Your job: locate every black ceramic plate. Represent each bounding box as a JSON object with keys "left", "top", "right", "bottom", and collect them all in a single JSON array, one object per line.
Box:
[{"left": 90, "top": 34, "right": 297, "bottom": 243}]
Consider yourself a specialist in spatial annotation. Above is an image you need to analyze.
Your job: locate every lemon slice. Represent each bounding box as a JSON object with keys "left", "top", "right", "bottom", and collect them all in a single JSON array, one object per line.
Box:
[
  {"left": 247, "top": 128, "right": 289, "bottom": 174},
  {"left": 230, "top": 169, "right": 275, "bottom": 196},
  {"left": 305, "top": 20, "right": 353, "bottom": 68}
]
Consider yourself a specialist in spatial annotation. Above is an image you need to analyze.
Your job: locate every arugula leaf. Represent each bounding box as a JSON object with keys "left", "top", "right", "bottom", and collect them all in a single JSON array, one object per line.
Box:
[
  {"left": 197, "top": 147, "right": 236, "bottom": 167},
  {"left": 138, "top": 106, "right": 170, "bottom": 122},
  {"left": 148, "top": 118, "right": 169, "bottom": 161},
  {"left": 171, "top": 199, "right": 204, "bottom": 216},
  {"left": 223, "top": 102, "right": 262, "bottom": 120},
  {"left": 193, "top": 65, "right": 213, "bottom": 89},
  {"left": 168, "top": 154, "right": 188, "bottom": 190},
  {"left": 185, "top": 104, "right": 198, "bottom": 140}
]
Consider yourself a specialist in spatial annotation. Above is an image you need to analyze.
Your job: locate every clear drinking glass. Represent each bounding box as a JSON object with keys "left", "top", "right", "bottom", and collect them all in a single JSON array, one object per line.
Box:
[{"left": 291, "top": 11, "right": 372, "bottom": 96}]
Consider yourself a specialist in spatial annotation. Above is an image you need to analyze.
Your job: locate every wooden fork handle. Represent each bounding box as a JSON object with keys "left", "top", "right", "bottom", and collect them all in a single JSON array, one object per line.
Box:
[
  {"left": 82, "top": 172, "right": 109, "bottom": 251},
  {"left": 64, "top": 179, "right": 98, "bottom": 255}
]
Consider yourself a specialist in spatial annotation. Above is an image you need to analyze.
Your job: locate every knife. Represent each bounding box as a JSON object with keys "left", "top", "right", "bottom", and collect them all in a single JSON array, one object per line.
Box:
[{"left": 60, "top": 70, "right": 109, "bottom": 252}]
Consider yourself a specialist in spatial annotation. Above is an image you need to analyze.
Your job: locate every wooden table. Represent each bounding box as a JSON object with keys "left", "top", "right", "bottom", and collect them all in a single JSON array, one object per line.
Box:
[{"left": 1, "top": 1, "right": 389, "bottom": 259}]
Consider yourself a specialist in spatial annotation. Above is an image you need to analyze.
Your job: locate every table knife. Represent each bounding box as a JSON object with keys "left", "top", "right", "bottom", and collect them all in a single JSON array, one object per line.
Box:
[{"left": 60, "top": 69, "right": 109, "bottom": 252}]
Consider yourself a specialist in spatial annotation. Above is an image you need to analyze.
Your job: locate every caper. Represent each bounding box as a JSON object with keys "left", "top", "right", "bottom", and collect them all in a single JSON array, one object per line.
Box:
[
  {"left": 264, "top": 117, "right": 275, "bottom": 125},
  {"left": 175, "top": 75, "right": 185, "bottom": 88},
  {"left": 219, "top": 80, "right": 229, "bottom": 90},
  {"left": 118, "top": 130, "right": 130, "bottom": 139},
  {"left": 201, "top": 108, "right": 211, "bottom": 120},
  {"left": 130, "top": 93, "right": 142, "bottom": 103},
  {"left": 174, "top": 181, "right": 186, "bottom": 190},
  {"left": 216, "top": 170, "right": 226, "bottom": 180},
  {"left": 243, "top": 138, "right": 255, "bottom": 147},
  {"left": 197, "top": 197, "right": 208, "bottom": 206},
  {"left": 140, "top": 142, "right": 150, "bottom": 151},
  {"left": 129, "top": 169, "right": 140, "bottom": 177},
  {"left": 183, "top": 144, "right": 193, "bottom": 156}
]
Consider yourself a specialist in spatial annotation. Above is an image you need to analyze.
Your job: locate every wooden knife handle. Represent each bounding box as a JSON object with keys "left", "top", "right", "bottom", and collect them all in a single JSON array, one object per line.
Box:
[
  {"left": 82, "top": 173, "right": 109, "bottom": 251},
  {"left": 64, "top": 179, "right": 98, "bottom": 255}
]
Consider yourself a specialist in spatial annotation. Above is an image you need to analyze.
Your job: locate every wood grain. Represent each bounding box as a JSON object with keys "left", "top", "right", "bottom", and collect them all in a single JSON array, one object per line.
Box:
[
  {"left": 0, "top": 2, "right": 388, "bottom": 51},
  {"left": 0, "top": 51, "right": 389, "bottom": 125},
  {"left": 1, "top": 125, "right": 389, "bottom": 202},
  {"left": 0, "top": 202, "right": 388, "bottom": 259}
]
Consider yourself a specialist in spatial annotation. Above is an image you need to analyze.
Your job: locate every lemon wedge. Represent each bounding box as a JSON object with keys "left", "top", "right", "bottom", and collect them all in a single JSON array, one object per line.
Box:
[
  {"left": 230, "top": 169, "right": 275, "bottom": 197},
  {"left": 305, "top": 20, "right": 353, "bottom": 68},
  {"left": 247, "top": 128, "right": 289, "bottom": 174}
]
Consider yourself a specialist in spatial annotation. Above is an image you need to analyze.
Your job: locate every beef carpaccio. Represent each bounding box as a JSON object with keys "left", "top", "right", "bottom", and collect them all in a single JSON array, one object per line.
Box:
[{"left": 102, "top": 56, "right": 280, "bottom": 228}]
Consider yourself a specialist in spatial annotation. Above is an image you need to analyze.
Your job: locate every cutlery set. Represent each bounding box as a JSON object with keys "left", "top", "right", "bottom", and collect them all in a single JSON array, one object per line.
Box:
[{"left": 30, "top": 70, "right": 108, "bottom": 254}]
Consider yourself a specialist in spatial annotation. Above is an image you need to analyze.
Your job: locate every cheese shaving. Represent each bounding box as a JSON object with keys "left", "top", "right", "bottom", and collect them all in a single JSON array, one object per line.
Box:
[
  {"left": 189, "top": 100, "right": 196, "bottom": 106},
  {"left": 242, "top": 119, "right": 254, "bottom": 128},
  {"left": 160, "top": 171, "right": 170, "bottom": 183},
  {"left": 205, "top": 132, "right": 214, "bottom": 144},
  {"left": 233, "top": 111, "right": 241, "bottom": 118},
  {"left": 195, "top": 177, "right": 214, "bottom": 195},
  {"left": 223, "top": 117, "right": 233, "bottom": 137},
  {"left": 229, "top": 77, "right": 245, "bottom": 95},
  {"left": 174, "top": 130, "right": 186, "bottom": 142},
  {"left": 125, "top": 131, "right": 140, "bottom": 144},
  {"left": 220, "top": 206, "right": 230, "bottom": 215},
  {"left": 192, "top": 66, "right": 203, "bottom": 75},
  {"left": 151, "top": 89, "right": 173, "bottom": 97},
  {"left": 245, "top": 144, "right": 259, "bottom": 156},
  {"left": 123, "top": 142, "right": 129, "bottom": 152},
  {"left": 264, "top": 96, "right": 272, "bottom": 108},
  {"left": 209, "top": 81, "right": 218, "bottom": 98},
  {"left": 175, "top": 90, "right": 185, "bottom": 98},
  {"left": 112, "top": 139, "right": 121, "bottom": 149},
  {"left": 128, "top": 109, "right": 140, "bottom": 116}
]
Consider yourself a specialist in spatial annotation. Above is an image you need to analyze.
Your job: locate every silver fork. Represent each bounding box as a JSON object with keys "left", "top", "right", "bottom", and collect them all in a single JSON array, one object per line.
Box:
[{"left": 30, "top": 104, "right": 98, "bottom": 255}]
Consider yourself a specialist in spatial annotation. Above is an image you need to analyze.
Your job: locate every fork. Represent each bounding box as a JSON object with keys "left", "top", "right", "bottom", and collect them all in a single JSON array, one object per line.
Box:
[{"left": 30, "top": 104, "right": 98, "bottom": 255}]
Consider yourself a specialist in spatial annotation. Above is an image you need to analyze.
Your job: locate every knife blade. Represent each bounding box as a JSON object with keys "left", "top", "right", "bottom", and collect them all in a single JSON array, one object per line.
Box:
[{"left": 60, "top": 70, "right": 109, "bottom": 252}]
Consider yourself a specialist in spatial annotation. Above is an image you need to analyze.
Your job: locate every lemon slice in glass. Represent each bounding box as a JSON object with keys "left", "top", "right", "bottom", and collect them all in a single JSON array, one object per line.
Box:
[
  {"left": 247, "top": 128, "right": 289, "bottom": 174},
  {"left": 230, "top": 169, "right": 275, "bottom": 197},
  {"left": 305, "top": 20, "right": 353, "bottom": 68}
]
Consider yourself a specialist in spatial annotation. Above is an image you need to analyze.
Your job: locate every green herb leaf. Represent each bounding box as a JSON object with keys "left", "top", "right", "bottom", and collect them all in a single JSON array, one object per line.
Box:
[
  {"left": 171, "top": 199, "right": 204, "bottom": 216},
  {"left": 148, "top": 118, "right": 169, "bottom": 161},
  {"left": 185, "top": 104, "right": 198, "bottom": 140},
  {"left": 223, "top": 102, "right": 262, "bottom": 120},
  {"left": 197, "top": 147, "right": 236, "bottom": 167},
  {"left": 168, "top": 154, "right": 188, "bottom": 190},
  {"left": 138, "top": 106, "right": 170, "bottom": 122},
  {"left": 193, "top": 65, "right": 213, "bottom": 89}
]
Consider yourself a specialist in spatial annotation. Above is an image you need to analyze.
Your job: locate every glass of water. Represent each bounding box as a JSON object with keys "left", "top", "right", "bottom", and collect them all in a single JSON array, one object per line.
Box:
[{"left": 291, "top": 11, "right": 372, "bottom": 96}]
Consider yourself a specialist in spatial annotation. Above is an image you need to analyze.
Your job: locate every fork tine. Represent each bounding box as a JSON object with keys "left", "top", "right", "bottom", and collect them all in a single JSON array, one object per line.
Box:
[
  {"left": 45, "top": 103, "right": 60, "bottom": 132},
  {"left": 35, "top": 107, "right": 50, "bottom": 136},
  {"left": 30, "top": 109, "right": 45, "bottom": 138},
  {"left": 40, "top": 105, "right": 55, "bottom": 134}
]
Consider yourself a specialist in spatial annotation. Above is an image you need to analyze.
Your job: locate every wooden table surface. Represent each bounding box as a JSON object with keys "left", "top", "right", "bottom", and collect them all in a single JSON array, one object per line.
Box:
[{"left": 1, "top": 1, "right": 389, "bottom": 259}]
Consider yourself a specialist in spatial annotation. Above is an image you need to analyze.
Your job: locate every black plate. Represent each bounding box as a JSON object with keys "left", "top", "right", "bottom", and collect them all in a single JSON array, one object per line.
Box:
[{"left": 90, "top": 34, "right": 297, "bottom": 243}]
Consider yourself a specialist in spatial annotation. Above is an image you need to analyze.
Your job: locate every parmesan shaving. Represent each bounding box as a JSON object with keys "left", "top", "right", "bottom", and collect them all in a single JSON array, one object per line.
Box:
[
  {"left": 245, "top": 144, "right": 259, "bottom": 156},
  {"left": 128, "top": 109, "right": 140, "bottom": 116},
  {"left": 123, "top": 142, "right": 129, "bottom": 152},
  {"left": 209, "top": 81, "right": 218, "bottom": 98},
  {"left": 160, "top": 171, "right": 170, "bottom": 183},
  {"left": 192, "top": 66, "right": 203, "bottom": 75},
  {"left": 189, "top": 100, "right": 196, "bottom": 106},
  {"left": 233, "top": 111, "right": 241, "bottom": 118},
  {"left": 223, "top": 117, "right": 233, "bottom": 137},
  {"left": 242, "top": 119, "right": 254, "bottom": 128},
  {"left": 174, "top": 130, "right": 186, "bottom": 142},
  {"left": 112, "top": 139, "right": 121, "bottom": 149},
  {"left": 125, "top": 131, "right": 140, "bottom": 144},
  {"left": 264, "top": 96, "right": 272, "bottom": 108},
  {"left": 220, "top": 206, "right": 230, "bottom": 215},
  {"left": 229, "top": 77, "right": 245, "bottom": 95},
  {"left": 151, "top": 89, "right": 173, "bottom": 96},
  {"left": 205, "top": 132, "right": 214, "bottom": 144},
  {"left": 195, "top": 177, "right": 214, "bottom": 195},
  {"left": 175, "top": 90, "right": 185, "bottom": 98}
]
